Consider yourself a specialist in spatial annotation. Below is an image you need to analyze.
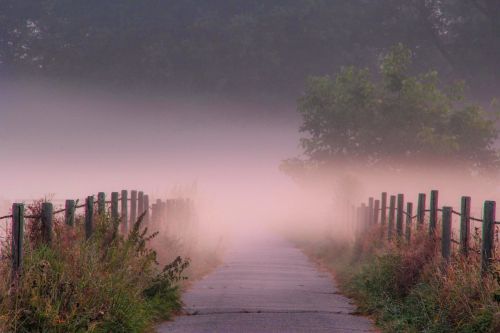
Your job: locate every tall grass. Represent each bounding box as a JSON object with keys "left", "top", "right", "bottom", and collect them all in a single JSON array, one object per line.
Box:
[
  {"left": 0, "top": 203, "right": 189, "bottom": 333},
  {"left": 296, "top": 226, "right": 500, "bottom": 332}
]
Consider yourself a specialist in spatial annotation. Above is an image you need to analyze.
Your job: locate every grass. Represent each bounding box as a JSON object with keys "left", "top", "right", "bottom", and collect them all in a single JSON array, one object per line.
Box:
[
  {"left": 295, "top": 226, "right": 500, "bottom": 333},
  {"left": 0, "top": 202, "right": 190, "bottom": 333}
]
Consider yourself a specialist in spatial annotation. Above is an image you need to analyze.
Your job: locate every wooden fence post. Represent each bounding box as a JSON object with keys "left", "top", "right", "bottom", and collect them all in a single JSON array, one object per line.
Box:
[
  {"left": 374, "top": 199, "right": 380, "bottom": 224},
  {"left": 111, "top": 192, "right": 119, "bottom": 221},
  {"left": 166, "top": 199, "right": 172, "bottom": 222},
  {"left": 381, "top": 192, "right": 387, "bottom": 226},
  {"left": 97, "top": 192, "right": 105, "bottom": 215},
  {"left": 361, "top": 203, "right": 368, "bottom": 231},
  {"left": 481, "top": 200, "right": 495, "bottom": 275},
  {"left": 41, "top": 202, "right": 53, "bottom": 244},
  {"left": 388, "top": 195, "right": 396, "bottom": 240},
  {"left": 144, "top": 195, "right": 150, "bottom": 223},
  {"left": 417, "top": 193, "right": 426, "bottom": 229},
  {"left": 396, "top": 194, "right": 404, "bottom": 237},
  {"left": 351, "top": 205, "right": 356, "bottom": 235},
  {"left": 355, "top": 206, "right": 360, "bottom": 236},
  {"left": 365, "top": 203, "right": 371, "bottom": 229},
  {"left": 85, "top": 196, "right": 94, "bottom": 239},
  {"left": 460, "top": 196, "right": 471, "bottom": 257},
  {"left": 162, "top": 201, "right": 168, "bottom": 223},
  {"left": 152, "top": 203, "right": 158, "bottom": 224},
  {"left": 65, "top": 200, "right": 75, "bottom": 226},
  {"left": 121, "top": 190, "right": 128, "bottom": 233},
  {"left": 442, "top": 206, "right": 452, "bottom": 262},
  {"left": 11, "top": 203, "right": 25, "bottom": 273},
  {"left": 429, "top": 190, "right": 438, "bottom": 236},
  {"left": 406, "top": 202, "right": 413, "bottom": 242},
  {"left": 368, "top": 197, "right": 374, "bottom": 225},
  {"left": 156, "top": 199, "right": 162, "bottom": 223},
  {"left": 130, "top": 190, "right": 138, "bottom": 225},
  {"left": 138, "top": 191, "right": 144, "bottom": 217}
]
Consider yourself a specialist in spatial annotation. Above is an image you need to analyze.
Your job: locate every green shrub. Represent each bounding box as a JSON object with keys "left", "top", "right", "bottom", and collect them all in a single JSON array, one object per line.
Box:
[
  {"left": 0, "top": 210, "right": 189, "bottom": 332},
  {"left": 298, "top": 228, "right": 500, "bottom": 333}
]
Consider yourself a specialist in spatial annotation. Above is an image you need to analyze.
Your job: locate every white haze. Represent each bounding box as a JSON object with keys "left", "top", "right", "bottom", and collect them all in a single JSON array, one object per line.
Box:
[{"left": 1, "top": 81, "right": 500, "bottom": 244}]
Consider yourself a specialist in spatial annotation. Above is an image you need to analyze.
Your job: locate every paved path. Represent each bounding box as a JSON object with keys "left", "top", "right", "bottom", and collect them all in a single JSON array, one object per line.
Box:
[{"left": 157, "top": 232, "right": 375, "bottom": 333}]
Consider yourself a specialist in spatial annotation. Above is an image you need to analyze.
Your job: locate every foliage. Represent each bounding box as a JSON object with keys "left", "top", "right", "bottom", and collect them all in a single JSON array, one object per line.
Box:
[
  {"left": 298, "top": 228, "right": 500, "bottom": 333},
  {"left": 1, "top": 1, "right": 500, "bottom": 97},
  {"left": 0, "top": 209, "right": 189, "bottom": 333},
  {"left": 293, "top": 44, "right": 499, "bottom": 172}
]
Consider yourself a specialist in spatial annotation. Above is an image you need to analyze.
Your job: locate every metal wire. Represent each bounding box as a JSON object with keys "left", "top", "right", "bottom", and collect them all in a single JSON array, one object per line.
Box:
[
  {"left": 402, "top": 211, "right": 418, "bottom": 219},
  {"left": 375, "top": 202, "right": 500, "bottom": 225},
  {"left": 53, "top": 208, "right": 66, "bottom": 215},
  {"left": 24, "top": 215, "right": 41, "bottom": 219}
]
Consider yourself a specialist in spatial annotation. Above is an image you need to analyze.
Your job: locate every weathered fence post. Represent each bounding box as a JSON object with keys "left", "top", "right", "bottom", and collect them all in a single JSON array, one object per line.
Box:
[
  {"left": 429, "top": 190, "right": 438, "bottom": 236},
  {"left": 373, "top": 199, "right": 380, "bottom": 225},
  {"left": 381, "top": 192, "right": 387, "bottom": 225},
  {"left": 388, "top": 195, "right": 396, "bottom": 240},
  {"left": 151, "top": 203, "right": 157, "bottom": 224},
  {"left": 97, "top": 192, "right": 105, "bottom": 215},
  {"left": 166, "top": 199, "right": 172, "bottom": 222},
  {"left": 406, "top": 202, "right": 413, "bottom": 242},
  {"left": 481, "top": 200, "right": 495, "bottom": 275},
  {"left": 361, "top": 203, "right": 368, "bottom": 231},
  {"left": 460, "top": 196, "right": 471, "bottom": 257},
  {"left": 138, "top": 191, "right": 144, "bottom": 216},
  {"left": 11, "top": 203, "right": 25, "bottom": 273},
  {"left": 156, "top": 199, "right": 162, "bottom": 223},
  {"left": 121, "top": 190, "right": 128, "bottom": 233},
  {"left": 357, "top": 206, "right": 363, "bottom": 235},
  {"left": 85, "top": 196, "right": 94, "bottom": 239},
  {"left": 442, "top": 206, "right": 452, "bottom": 262},
  {"left": 144, "top": 195, "right": 150, "bottom": 223},
  {"left": 417, "top": 193, "right": 426, "bottom": 229},
  {"left": 368, "top": 197, "right": 374, "bottom": 225},
  {"left": 396, "top": 194, "right": 404, "bottom": 238},
  {"left": 111, "top": 192, "right": 119, "bottom": 221},
  {"left": 130, "top": 190, "right": 138, "bottom": 225},
  {"left": 41, "top": 202, "right": 53, "bottom": 244},
  {"left": 351, "top": 205, "right": 356, "bottom": 235},
  {"left": 162, "top": 201, "right": 168, "bottom": 223},
  {"left": 65, "top": 200, "right": 76, "bottom": 226}
]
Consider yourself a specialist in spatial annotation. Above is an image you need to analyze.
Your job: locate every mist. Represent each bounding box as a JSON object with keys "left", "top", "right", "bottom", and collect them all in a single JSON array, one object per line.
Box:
[
  {"left": 1, "top": 81, "right": 306, "bottom": 236},
  {"left": 2, "top": 80, "right": 499, "bottom": 240}
]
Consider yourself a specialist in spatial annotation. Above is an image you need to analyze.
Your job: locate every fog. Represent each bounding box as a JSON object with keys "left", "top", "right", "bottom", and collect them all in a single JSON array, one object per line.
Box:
[
  {"left": 0, "top": 81, "right": 307, "bottom": 237},
  {"left": 1, "top": 81, "right": 499, "bottom": 246}
]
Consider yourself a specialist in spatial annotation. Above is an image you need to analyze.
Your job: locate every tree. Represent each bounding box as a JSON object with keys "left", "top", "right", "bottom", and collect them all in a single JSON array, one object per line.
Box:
[
  {"left": 1, "top": 1, "right": 499, "bottom": 99},
  {"left": 289, "top": 45, "right": 499, "bottom": 173}
]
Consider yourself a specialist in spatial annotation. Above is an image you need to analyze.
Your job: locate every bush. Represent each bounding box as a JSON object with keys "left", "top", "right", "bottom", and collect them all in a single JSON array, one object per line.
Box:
[
  {"left": 298, "top": 228, "right": 500, "bottom": 333},
  {"left": 0, "top": 208, "right": 189, "bottom": 333}
]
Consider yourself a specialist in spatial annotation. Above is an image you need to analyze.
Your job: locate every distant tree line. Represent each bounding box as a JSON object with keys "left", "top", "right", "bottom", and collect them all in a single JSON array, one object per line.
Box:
[{"left": 1, "top": 1, "right": 500, "bottom": 98}]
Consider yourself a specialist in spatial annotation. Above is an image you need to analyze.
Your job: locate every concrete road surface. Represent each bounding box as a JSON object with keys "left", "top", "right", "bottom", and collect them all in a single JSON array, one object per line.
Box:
[{"left": 157, "top": 232, "right": 375, "bottom": 333}]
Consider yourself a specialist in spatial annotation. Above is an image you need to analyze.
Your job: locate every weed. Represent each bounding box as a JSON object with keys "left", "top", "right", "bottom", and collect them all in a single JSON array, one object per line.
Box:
[
  {"left": 0, "top": 207, "right": 189, "bottom": 332},
  {"left": 297, "top": 227, "right": 500, "bottom": 333}
]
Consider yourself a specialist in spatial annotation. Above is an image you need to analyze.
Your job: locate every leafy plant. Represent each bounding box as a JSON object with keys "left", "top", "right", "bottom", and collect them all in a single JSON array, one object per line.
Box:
[{"left": 0, "top": 209, "right": 189, "bottom": 332}]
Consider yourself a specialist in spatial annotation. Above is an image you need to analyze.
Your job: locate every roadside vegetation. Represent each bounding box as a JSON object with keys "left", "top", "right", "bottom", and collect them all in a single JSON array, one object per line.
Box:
[
  {"left": 0, "top": 202, "right": 190, "bottom": 333},
  {"left": 295, "top": 228, "right": 500, "bottom": 332}
]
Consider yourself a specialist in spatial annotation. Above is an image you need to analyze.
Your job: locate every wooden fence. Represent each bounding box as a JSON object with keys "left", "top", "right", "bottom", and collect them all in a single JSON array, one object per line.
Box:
[
  {"left": 355, "top": 190, "right": 499, "bottom": 275},
  {"left": 0, "top": 190, "right": 193, "bottom": 275}
]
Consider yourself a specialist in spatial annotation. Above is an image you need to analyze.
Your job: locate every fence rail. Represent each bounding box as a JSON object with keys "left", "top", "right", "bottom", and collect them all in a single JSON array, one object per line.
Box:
[
  {"left": 355, "top": 190, "right": 499, "bottom": 275},
  {"left": 2, "top": 190, "right": 194, "bottom": 276}
]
